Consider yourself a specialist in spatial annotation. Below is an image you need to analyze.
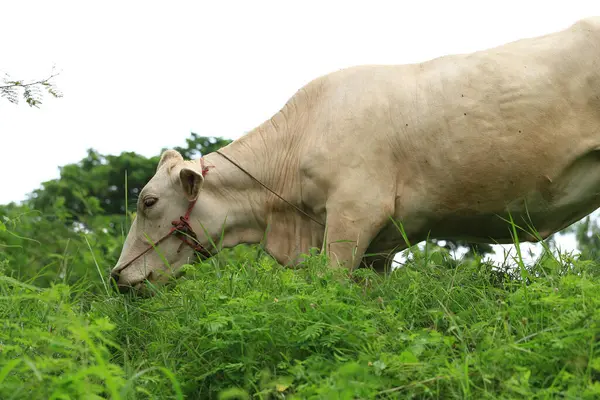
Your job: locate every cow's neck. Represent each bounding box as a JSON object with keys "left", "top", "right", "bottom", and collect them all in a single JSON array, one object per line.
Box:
[{"left": 201, "top": 108, "right": 319, "bottom": 265}]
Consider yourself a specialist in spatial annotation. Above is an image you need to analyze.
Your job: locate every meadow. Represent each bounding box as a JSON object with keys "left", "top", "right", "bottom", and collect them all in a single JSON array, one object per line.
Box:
[{"left": 2, "top": 237, "right": 599, "bottom": 399}]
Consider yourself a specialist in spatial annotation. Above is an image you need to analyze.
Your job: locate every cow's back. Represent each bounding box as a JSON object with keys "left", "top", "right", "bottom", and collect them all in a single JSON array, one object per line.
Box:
[{"left": 299, "top": 17, "right": 600, "bottom": 245}]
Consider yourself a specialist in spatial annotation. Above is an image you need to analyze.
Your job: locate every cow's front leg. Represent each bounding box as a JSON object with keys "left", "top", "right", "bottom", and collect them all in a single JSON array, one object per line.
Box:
[{"left": 323, "top": 201, "right": 391, "bottom": 271}]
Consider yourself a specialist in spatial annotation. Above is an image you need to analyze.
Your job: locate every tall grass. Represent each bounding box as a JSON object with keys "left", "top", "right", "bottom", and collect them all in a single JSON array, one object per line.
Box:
[{"left": 1, "top": 242, "right": 600, "bottom": 399}]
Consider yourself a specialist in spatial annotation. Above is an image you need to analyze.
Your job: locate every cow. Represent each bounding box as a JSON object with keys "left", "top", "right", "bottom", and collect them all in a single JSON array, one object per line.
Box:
[{"left": 111, "top": 17, "right": 600, "bottom": 292}]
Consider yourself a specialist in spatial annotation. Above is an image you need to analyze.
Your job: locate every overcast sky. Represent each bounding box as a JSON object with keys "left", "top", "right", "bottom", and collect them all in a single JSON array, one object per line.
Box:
[{"left": 2, "top": 0, "right": 599, "bottom": 262}]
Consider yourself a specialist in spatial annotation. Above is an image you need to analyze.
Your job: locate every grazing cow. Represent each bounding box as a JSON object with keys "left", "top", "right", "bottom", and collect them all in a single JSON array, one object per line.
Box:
[{"left": 111, "top": 17, "right": 600, "bottom": 292}]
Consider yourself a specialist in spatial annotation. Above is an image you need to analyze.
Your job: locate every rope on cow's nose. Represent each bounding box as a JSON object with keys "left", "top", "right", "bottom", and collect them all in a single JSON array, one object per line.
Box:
[
  {"left": 116, "top": 159, "right": 214, "bottom": 272},
  {"left": 171, "top": 215, "right": 212, "bottom": 256}
]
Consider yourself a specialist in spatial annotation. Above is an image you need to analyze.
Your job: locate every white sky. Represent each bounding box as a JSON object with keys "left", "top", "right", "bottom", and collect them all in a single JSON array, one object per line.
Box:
[{"left": 1, "top": 0, "right": 599, "bottom": 264}]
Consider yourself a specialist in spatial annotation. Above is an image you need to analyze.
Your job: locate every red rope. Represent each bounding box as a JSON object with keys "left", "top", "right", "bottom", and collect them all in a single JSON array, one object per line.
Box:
[{"left": 113, "top": 159, "right": 212, "bottom": 276}]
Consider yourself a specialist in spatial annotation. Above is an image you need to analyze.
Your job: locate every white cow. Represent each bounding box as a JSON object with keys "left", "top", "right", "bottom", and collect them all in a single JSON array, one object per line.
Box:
[{"left": 112, "top": 17, "right": 600, "bottom": 292}]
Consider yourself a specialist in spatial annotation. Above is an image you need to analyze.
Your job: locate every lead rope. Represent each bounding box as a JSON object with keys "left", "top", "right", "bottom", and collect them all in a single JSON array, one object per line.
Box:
[
  {"left": 112, "top": 161, "right": 212, "bottom": 277},
  {"left": 215, "top": 150, "right": 325, "bottom": 227}
]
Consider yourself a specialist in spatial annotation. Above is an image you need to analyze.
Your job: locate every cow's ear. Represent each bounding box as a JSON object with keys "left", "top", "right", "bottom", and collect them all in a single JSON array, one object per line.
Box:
[
  {"left": 179, "top": 166, "right": 204, "bottom": 201},
  {"left": 157, "top": 149, "right": 183, "bottom": 172}
]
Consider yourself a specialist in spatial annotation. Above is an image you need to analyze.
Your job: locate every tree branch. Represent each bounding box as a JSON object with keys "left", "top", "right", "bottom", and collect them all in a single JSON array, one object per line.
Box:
[
  {"left": 0, "top": 72, "right": 60, "bottom": 90},
  {"left": 1, "top": 67, "right": 63, "bottom": 107}
]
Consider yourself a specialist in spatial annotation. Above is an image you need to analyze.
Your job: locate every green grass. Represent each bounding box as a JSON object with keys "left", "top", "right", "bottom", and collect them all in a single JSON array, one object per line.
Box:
[{"left": 1, "top": 245, "right": 600, "bottom": 399}]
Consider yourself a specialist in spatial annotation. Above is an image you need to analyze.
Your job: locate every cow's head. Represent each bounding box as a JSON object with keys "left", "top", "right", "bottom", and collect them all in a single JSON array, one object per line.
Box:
[{"left": 110, "top": 149, "right": 214, "bottom": 293}]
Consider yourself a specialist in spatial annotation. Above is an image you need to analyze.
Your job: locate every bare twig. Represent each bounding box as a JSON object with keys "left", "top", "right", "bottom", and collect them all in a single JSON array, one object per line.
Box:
[
  {"left": 0, "top": 72, "right": 59, "bottom": 90},
  {"left": 1, "top": 67, "right": 62, "bottom": 107}
]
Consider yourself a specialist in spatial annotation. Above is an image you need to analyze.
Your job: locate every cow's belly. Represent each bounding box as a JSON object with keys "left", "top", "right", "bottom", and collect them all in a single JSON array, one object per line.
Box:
[
  {"left": 377, "top": 147, "right": 600, "bottom": 249},
  {"left": 428, "top": 148, "right": 600, "bottom": 244},
  {"left": 429, "top": 200, "right": 599, "bottom": 244}
]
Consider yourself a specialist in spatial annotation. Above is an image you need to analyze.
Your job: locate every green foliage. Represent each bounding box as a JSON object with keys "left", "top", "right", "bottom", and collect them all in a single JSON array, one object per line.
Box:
[
  {"left": 0, "top": 201, "right": 124, "bottom": 289},
  {"left": 171, "top": 132, "right": 232, "bottom": 160},
  {"left": 433, "top": 239, "right": 495, "bottom": 259},
  {"left": 28, "top": 133, "right": 232, "bottom": 222},
  {"left": 2, "top": 239, "right": 599, "bottom": 398},
  {"left": 566, "top": 215, "right": 600, "bottom": 262},
  {"left": 0, "top": 276, "right": 184, "bottom": 399},
  {"left": 29, "top": 149, "right": 161, "bottom": 219}
]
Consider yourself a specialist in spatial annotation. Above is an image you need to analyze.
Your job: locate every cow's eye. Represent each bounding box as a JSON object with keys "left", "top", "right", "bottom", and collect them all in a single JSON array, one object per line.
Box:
[{"left": 143, "top": 197, "right": 158, "bottom": 208}]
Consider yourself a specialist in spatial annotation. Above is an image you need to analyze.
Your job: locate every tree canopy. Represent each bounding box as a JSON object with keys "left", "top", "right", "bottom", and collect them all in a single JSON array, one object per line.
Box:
[{"left": 28, "top": 133, "right": 232, "bottom": 224}]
